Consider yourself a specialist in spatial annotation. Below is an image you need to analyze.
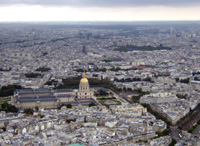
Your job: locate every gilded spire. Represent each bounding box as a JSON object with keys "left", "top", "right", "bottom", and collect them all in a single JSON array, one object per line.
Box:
[
  {"left": 80, "top": 71, "right": 88, "bottom": 83},
  {"left": 83, "top": 72, "right": 86, "bottom": 78}
]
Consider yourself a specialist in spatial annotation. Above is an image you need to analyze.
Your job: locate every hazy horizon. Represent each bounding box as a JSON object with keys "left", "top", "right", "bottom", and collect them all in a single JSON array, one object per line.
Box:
[
  {"left": 0, "top": 0, "right": 199, "bottom": 22},
  {"left": 1, "top": 20, "right": 200, "bottom": 24}
]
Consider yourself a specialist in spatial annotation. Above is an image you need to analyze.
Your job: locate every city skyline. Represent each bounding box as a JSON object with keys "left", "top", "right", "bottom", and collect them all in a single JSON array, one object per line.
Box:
[
  {"left": 0, "top": 0, "right": 200, "bottom": 22},
  {"left": 1, "top": 11, "right": 200, "bottom": 145}
]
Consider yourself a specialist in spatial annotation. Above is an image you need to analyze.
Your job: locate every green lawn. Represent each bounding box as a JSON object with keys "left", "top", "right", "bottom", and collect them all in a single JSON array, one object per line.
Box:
[
  {"left": 0, "top": 97, "right": 11, "bottom": 104},
  {"left": 98, "top": 99, "right": 121, "bottom": 107},
  {"left": 96, "top": 95, "right": 109, "bottom": 98},
  {"left": 0, "top": 97, "right": 11, "bottom": 109}
]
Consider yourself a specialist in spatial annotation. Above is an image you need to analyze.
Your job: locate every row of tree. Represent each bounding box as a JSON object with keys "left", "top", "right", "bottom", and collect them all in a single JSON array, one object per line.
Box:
[
  {"left": 176, "top": 94, "right": 188, "bottom": 99},
  {"left": 0, "top": 102, "right": 18, "bottom": 113},
  {"left": 142, "top": 104, "right": 171, "bottom": 125},
  {"left": 0, "top": 68, "right": 11, "bottom": 71},
  {"left": 188, "top": 120, "right": 200, "bottom": 133},
  {"left": 115, "top": 45, "right": 172, "bottom": 52},
  {"left": 25, "top": 73, "right": 42, "bottom": 78},
  {"left": 0, "top": 85, "right": 22, "bottom": 97},
  {"left": 95, "top": 89, "right": 109, "bottom": 96},
  {"left": 35, "top": 67, "right": 51, "bottom": 72},
  {"left": 115, "top": 77, "right": 153, "bottom": 83},
  {"left": 176, "top": 78, "right": 190, "bottom": 83},
  {"left": 58, "top": 102, "right": 96, "bottom": 109},
  {"left": 56, "top": 77, "right": 120, "bottom": 92}
]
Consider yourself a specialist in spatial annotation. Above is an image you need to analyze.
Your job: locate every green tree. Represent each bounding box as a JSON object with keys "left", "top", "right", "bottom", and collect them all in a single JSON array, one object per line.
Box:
[
  {"left": 89, "top": 102, "right": 96, "bottom": 107},
  {"left": 114, "top": 45, "right": 172, "bottom": 52},
  {"left": 132, "top": 95, "right": 141, "bottom": 103},
  {"left": 169, "top": 138, "right": 177, "bottom": 146},
  {"left": 95, "top": 90, "right": 109, "bottom": 96},
  {"left": 135, "top": 88, "right": 142, "bottom": 93},
  {"left": 66, "top": 104, "right": 72, "bottom": 108},
  {"left": 35, "top": 67, "right": 51, "bottom": 72},
  {"left": 35, "top": 106, "right": 39, "bottom": 112},
  {"left": 24, "top": 108, "right": 34, "bottom": 115},
  {"left": 117, "top": 88, "right": 122, "bottom": 92},
  {"left": 42, "top": 52, "right": 48, "bottom": 56},
  {"left": 76, "top": 68, "right": 84, "bottom": 72},
  {"left": 176, "top": 94, "right": 188, "bottom": 99},
  {"left": 25, "top": 73, "right": 42, "bottom": 78},
  {"left": 58, "top": 104, "right": 72, "bottom": 109},
  {"left": 123, "top": 87, "right": 127, "bottom": 92},
  {"left": 179, "top": 78, "right": 190, "bottom": 83},
  {"left": 0, "top": 85, "right": 22, "bottom": 97},
  {"left": 0, "top": 102, "right": 18, "bottom": 113}
]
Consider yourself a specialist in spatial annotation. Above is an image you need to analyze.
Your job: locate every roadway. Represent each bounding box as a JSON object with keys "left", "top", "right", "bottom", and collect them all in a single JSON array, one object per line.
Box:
[{"left": 170, "top": 125, "right": 182, "bottom": 142}]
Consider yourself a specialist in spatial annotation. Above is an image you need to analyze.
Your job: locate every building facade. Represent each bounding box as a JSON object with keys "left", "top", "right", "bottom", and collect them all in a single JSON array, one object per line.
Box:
[{"left": 12, "top": 72, "right": 94, "bottom": 109}]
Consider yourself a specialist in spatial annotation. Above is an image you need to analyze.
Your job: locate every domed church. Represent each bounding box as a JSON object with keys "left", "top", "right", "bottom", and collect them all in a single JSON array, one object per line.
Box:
[
  {"left": 12, "top": 72, "right": 95, "bottom": 109},
  {"left": 77, "top": 72, "right": 94, "bottom": 98}
]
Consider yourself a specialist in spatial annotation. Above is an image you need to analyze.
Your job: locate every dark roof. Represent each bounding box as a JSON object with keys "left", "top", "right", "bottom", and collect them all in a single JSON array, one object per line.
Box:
[
  {"left": 62, "top": 101, "right": 79, "bottom": 106},
  {"left": 17, "top": 89, "right": 52, "bottom": 94},
  {"left": 55, "top": 89, "right": 74, "bottom": 93},
  {"left": 57, "top": 94, "right": 75, "bottom": 98},
  {"left": 18, "top": 95, "right": 57, "bottom": 103}
]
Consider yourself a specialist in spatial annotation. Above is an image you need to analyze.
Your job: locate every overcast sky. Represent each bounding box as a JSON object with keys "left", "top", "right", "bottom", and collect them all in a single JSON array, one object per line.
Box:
[{"left": 0, "top": 0, "right": 199, "bottom": 21}]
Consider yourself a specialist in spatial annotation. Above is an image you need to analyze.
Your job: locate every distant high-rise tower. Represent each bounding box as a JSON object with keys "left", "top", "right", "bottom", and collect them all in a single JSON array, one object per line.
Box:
[{"left": 82, "top": 46, "right": 86, "bottom": 54}]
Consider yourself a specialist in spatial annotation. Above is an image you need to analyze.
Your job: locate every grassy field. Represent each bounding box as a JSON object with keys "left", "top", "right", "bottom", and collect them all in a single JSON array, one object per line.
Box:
[
  {"left": 98, "top": 99, "right": 121, "bottom": 107},
  {"left": 0, "top": 97, "right": 11, "bottom": 109},
  {"left": 96, "top": 95, "right": 109, "bottom": 98},
  {"left": 0, "top": 97, "right": 11, "bottom": 104}
]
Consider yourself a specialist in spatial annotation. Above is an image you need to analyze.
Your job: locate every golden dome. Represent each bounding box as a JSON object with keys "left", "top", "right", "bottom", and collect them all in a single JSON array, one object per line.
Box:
[
  {"left": 80, "top": 78, "right": 88, "bottom": 83},
  {"left": 80, "top": 72, "right": 88, "bottom": 83}
]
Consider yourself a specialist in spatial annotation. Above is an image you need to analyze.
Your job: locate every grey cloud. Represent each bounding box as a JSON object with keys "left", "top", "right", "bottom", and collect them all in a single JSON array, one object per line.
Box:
[{"left": 0, "top": 0, "right": 199, "bottom": 7}]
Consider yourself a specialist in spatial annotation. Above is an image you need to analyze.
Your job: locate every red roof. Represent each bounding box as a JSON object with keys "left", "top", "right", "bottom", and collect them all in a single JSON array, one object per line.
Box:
[
  {"left": 132, "top": 66, "right": 146, "bottom": 69},
  {"left": 176, "top": 58, "right": 191, "bottom": 61}
]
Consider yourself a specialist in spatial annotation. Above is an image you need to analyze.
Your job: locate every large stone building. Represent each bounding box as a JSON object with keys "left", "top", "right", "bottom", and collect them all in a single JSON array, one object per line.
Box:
[{"left": 11, "top": 72, "right": 96, "bottom": 109}]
